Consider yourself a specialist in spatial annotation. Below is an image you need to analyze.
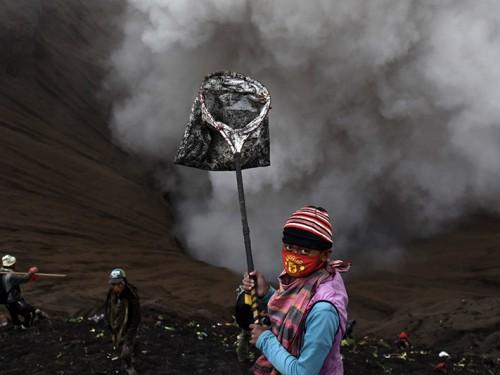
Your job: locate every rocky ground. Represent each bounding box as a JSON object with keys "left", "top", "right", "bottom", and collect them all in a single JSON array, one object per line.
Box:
[{"left": 0, "top": 308, "right": 497, "bottom": 375}]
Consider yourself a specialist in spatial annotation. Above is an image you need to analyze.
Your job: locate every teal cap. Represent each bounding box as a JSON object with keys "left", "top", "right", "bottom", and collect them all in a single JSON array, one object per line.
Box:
[{"left": 109, "top": 268, "right": 127, "bottom": 284}]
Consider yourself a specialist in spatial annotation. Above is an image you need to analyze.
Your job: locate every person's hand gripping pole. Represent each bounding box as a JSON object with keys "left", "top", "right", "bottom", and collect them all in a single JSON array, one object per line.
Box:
[
  {"left": 242, "top": 271, "right": 269, "bottom": 323},
  {"left": 243, "top": 271, "right": 271, "bottom": 345}
]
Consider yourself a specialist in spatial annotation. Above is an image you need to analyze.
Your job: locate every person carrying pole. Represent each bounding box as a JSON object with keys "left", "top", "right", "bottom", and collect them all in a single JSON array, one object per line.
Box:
[
  {"left": 242, "top": 206, "right": 351, "bottom": 375},
  {"left": 0, "top": 254, "right": 47, "bottom": 328},
  {"left": 174, "top": 71, "right": 273, "bottom": 361}
]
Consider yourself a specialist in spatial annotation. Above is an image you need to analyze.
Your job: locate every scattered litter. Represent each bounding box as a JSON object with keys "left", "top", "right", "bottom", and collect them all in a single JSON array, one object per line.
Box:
[
  {"left": 439, "top": 351, "right": 450, "bottom": 359},
  {"left": 455, "top": 357, "right": 467, "bottom": 368},
  {"left": 196, "top": 331, "right": 208, "bottom": 340},
  {"left": 358, "top": 336, "right": 369, "bottom": 346},
  {"left": 2, "top": 308, "right": 497, "bottom": 373},
  {"left": 68, "top": 316, "right": 84, "bottom": 324},
  {"left": 341, "top": 338, "right": 355, "bottom": 347},
  {"left": 88, "top": 314, "right": 104, "bottom": 323}
]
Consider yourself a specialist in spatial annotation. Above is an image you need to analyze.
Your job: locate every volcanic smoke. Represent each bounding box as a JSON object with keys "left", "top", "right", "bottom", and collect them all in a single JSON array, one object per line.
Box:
[{"left": 109, "top": 0, "right": 500, "bottom": 274}]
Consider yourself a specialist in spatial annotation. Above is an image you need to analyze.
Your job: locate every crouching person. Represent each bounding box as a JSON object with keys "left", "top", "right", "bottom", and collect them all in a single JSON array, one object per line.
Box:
[
  {"left": 0, "top": 254, "right": 46, "bottom": 328},
  {"left": 105, "top": 268, "right": 141, "bottom": 375}
]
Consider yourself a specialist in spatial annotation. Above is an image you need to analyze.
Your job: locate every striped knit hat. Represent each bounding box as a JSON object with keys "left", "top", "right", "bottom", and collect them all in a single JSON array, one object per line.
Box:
[{"left": 282, "top": 206, "right": 333, "bottom": 250}]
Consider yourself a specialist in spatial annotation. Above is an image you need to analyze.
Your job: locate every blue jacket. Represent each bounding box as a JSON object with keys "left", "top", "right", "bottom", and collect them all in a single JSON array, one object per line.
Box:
[{"left": 256, "top": 287, "right": 340, "bottom": 375}]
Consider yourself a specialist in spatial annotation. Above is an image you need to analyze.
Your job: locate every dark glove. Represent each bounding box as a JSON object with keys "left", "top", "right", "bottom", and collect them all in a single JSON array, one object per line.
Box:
[{"left": 28, "top": 266, "right": 39, "bottom": 281}]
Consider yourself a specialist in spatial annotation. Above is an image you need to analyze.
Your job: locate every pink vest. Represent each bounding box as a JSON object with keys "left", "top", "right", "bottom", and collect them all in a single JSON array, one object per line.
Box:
[{"left": 305, "top": 272, "right": 348, "bottom": 375}]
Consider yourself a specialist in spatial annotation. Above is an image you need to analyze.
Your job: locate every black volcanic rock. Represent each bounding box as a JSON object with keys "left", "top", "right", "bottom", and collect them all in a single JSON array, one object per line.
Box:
[{"left": 0, "top": 310, "right": 496, "bottom": 374}]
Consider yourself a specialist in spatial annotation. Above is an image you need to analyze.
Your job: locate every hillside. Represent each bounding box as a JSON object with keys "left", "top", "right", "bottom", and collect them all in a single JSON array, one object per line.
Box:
[{"left": 0, "top": 0, "right": 239, "bottom": 319}]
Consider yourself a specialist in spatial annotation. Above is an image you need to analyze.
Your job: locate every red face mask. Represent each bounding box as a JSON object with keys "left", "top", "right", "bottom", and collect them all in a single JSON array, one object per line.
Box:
[{"left": 281, "top": 247, "right": 325, "bottom": 277}]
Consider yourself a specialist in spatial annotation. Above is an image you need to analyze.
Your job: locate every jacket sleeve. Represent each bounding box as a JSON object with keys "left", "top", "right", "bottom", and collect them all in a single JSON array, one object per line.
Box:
[
  {"left": 4, "top": 273, "right": 30, "bottom": 290},
  {"left": 125, "top": 288, "right": 141, "bottom": 344},
  {"left": 256, "top": 301, "right": 339, "bottom": 375},
  {"left": 104, "top": 290, "right": 112, "bottom": 330}
]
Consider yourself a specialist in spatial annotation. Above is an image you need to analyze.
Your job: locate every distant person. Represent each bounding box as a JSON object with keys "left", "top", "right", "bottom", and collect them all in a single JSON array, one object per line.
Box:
[
  {"left": 242, "top": 206, "right": 350, "bottom": 375},
  {"left": 0, "top": 254, "right": 46, "bottom": 328},
  {"left": 395, "top": 331, "right": 411, "bottom": 351},
  {"left": 105, "top": 268, "right": 141, "bottom": 375}
]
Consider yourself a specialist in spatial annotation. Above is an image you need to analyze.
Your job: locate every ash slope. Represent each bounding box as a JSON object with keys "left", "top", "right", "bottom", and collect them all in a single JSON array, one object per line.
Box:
[{"left": 0, "top": 0, "right": 239, "bottom": 319}]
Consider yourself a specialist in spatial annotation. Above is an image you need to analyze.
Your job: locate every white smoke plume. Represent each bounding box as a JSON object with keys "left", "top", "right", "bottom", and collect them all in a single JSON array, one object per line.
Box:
[{"left": 109, "top": 0, "right": 500, "bottom": 274}]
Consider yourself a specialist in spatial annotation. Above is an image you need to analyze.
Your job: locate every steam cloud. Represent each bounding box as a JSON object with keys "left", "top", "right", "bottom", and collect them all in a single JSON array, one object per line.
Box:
[{"left": 109, "top": 0, "right": 500, "bottom": 274}]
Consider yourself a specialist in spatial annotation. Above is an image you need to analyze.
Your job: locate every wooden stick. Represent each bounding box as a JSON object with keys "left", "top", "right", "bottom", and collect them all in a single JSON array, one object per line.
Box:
[{"left": 0, "top": 271, "right": 67, "bottom": 278}]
